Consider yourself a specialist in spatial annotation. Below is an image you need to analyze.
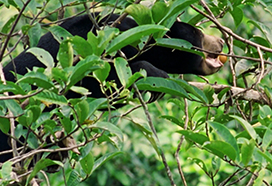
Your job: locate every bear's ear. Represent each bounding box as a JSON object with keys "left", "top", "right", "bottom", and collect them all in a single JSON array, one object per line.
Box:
[{"left": 200, "top": 34, "right": 225, "bottom": 75}]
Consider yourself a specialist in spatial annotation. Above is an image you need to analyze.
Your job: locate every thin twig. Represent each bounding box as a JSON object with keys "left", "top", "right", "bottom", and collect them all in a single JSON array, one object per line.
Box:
[
  {"left": 132, "top": 84, "right": 176, "bottom": 186},
  {"left": 175, "top": 98, "right": 189, "bottom": 186}
]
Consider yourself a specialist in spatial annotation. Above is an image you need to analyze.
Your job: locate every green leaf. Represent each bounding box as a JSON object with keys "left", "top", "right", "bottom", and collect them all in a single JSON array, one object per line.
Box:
[
  {"left": 151, "top": 2, "right": 169, "bottom": 23},
  {"left": 26, "top": 159, "right": 63, "bottom": 185},
  {"left": 126, "top": 70, "right": 146, "bottom": 88},
  {"left": 256, "top": 149, "right": 272, "bottom": 171},
  {"left": 93, "top": 62, "right": 111, "bottom": 82},
  {"left": 67, "top": 170, "right": 81, "bottom": 186},
  {"left": 209, "top": 121, "right": 240, "bottom": 160},
  {"left": 87, "top": 98, "right": 107, "bottom": 118},
  {"left": 0, "top": 117, "right": 10, "bottom": 134},
  {"left": 1, "top": 161, "right": 12, "bottom": 180},
  {"left": 91, "top": 151, "right": 123, "bottom": 174},
  {"left": 114, "top": 171, "right": 131, "bottom": 185},
  {"left": 28, "top": 23, "right": 41, "bottom": 47},
  {"left": 161, "top": 115, "right": 184, "bottom": 127},
  {"left": 203, "top": 84, "right": 214, "bottom": 104},
  {"left": 191, "top": 158, "right": 208, "bottom": 173},
  {"left": 114, "top": 57, "right": 132, "bottom": 87},
  {"left": 230, "top": 7, "right": 243, "bottom": 27},
  {"left": 75, "top": 99, "right": 89, "bottom": 124},
  {"left": 17, "top": 71, "right": 54, "bottom": 89},
  {"left": 204, "top": 140, "right": 237, "bottom": 161},
  {"left": 48, "top": 25, "right": 73, "bottom": 44},
  {"left": 4, "top": 99, "right": 24, "bottom": 116},
  {"left": 173, "top": 79, "right": 208, "bottom": 103},
  {"left": 66, "top": 55, "right": 104, "bottom": 91},
  {"left": 34, "top": 90, "right": 67, "bottom": 105},
  {"left": 125, "top": 4, "right": 152, "bottom": 25},
  {"left": 136, "top": 77, "right": 189, "bottom": 98},
  {"left": 69, "top": 36, "right": 93, "bottom": 57},
  {"left": 91, "top": 122, "right": 123, "bottom": 141},
  {"left": 231, "top": 115, "right": 257, "bottom": 140},
  {"left": 58, "top": 40, "right": 73, "bottom": 68},
  {"left": 159, "top": 0, "right": 199, "bottom": 25},
  {"left": 248, "top": 20, "right": 272, "bottom": 45},
  {"left": 106, "top": 24, "right": 167, "bottom": 53},
  {"left": 18, "top": 109, "right": 34, "bottom": 127},
  {"left": 96, "top": 27, "right": 119, "bottom": 56},
  {"left": 59, "top": 114, "right": 73, "bottom": 134},
  {"left": 241, "top": 139, "right": 255, "bottom": 165},
  {"left": 27, "top": 47, "right": 54, "bottom": 69},
  {"left": 177, "top": 130, "right": 209, "bottom": 145},
  {"left": 155, "top": 38, "right": 205, "bottom": 58},
  {"left": 0, "top": 82, "right": 25, "bottom": 95},
  {"left": 1, "top": 15, "right": 17, "bottom": 34},
  {"left": 262, "top": 128, "right": 272, "bottom": 150},
  {"left": 87, "top": 31, "right": 99, "bottom": 55},
  {"left": 80, "top": 153, "right": 94, "bottom": 175}
]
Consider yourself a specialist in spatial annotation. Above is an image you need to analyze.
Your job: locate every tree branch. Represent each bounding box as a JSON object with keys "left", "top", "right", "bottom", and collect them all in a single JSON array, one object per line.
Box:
[{"left": 189, "top": 82, "right": 271, "bottom": 106}]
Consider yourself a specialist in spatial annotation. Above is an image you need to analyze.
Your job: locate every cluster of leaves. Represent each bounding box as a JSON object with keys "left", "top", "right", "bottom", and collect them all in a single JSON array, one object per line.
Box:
[{"left": 1, "top": 0, "right": 272, "bottom": 186}]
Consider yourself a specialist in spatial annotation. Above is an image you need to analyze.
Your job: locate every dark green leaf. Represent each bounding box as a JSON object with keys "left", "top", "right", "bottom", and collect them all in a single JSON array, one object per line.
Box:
[
  {"left": 106, "top": 25, "right": 167, "bottom": 53},
  {"left": 66, "top": 55, "right": 104, "bottom": 91},
  {"left": 230, "top": 7, "right": 243, "bottom": 27},
  {"left": 136, "top": 77, "right": 189, "bottom": 98},
  {"left": 173, "top": 79, "right": 208, "bottom": 103},
  {"left": 34, "top": 90, "right": 67, "bottom": 105},
  {"left": 177, "top": 130, "right": 209, "bottom": 145},
  {"left": 17, "top": 71, "right": 54, "bottom": 89},
  {"left": 156, "top": 38, "right": 205, "bottom": 57},
  {"left": 26, "top": 159, "right": 63, "bottom": 185},
  {"left": 209, "top": 121, "right": 239, "bottom": 160},
  {"left": 4, "top": 99, "right": 23, "bottom": 116},
  {"left": 91, "top": 151, "right": 123, "bottom": 174},
  {"left": 67, "top": 170, "right": 81, "bottom": 186},
  {"left": 204, "top": 141, "right": 237, "bottom": 161},
  {"left": 161, "top": 115, "right": 184, "bottom": 127},
  {"left": 0, "top": 117, "right": 10, "bottom": 134}
]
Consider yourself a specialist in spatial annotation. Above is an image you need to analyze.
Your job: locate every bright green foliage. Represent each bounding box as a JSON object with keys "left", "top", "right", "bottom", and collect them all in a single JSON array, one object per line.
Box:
[{"left": 1, "top": 0, "right": 272, "bottom": 186}]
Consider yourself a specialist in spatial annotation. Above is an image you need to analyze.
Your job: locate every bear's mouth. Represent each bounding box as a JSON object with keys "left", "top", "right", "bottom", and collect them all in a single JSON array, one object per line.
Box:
[{"left": 205, "top": 53, "right": 223, "bottom": 69}]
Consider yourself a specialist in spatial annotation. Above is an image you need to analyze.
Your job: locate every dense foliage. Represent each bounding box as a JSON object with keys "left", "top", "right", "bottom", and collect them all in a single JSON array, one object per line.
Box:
[{"left": 1, "top": 0, "right": 272, "bottom": 185}]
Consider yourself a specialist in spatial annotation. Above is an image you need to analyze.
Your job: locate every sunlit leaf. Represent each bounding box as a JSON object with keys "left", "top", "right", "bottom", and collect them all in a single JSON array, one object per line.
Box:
[{"left": 231, "top": 115, "right": 257, "bottom": 140}]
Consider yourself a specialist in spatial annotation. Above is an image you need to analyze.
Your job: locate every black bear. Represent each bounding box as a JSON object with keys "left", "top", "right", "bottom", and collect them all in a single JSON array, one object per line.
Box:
[{"left": 1, "top": 12, "right": 224, "bottom": 163}]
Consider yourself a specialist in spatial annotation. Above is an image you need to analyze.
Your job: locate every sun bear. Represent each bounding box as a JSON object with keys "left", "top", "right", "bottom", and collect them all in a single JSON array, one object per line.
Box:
[{"left": 0, "top": 12, "right": 224, "bottom": 162}]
